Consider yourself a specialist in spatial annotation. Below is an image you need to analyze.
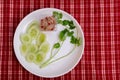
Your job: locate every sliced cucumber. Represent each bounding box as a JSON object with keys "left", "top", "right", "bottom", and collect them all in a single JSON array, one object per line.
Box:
[
  {"left": 34, "top": 51, "right": 46, "bottom": 65},
  {"left": 20, "top": 21, "right": 51, "bottom": 66},
  {"left": 27, "top": 27, "right": 39, "bottom": 39},
  {"left": 28, "top": 44, "right": 38, "bottom": 53},
  {"left": 20, "top": 44, "right": 28, "bottom": 56},
  {"left": 20, "top": 33, "right": 31, "bottom": 44},
  {"left": 39, "top": 41, "right": 50, "bottom": 53},
  {"left": 36, "top": 33, "right": 46, "bottom": 46},
  {"left": 25, "top": 53, "right": 36, "bottom": 63},
  {"left": 27, "top": 20, "right": 39, "bottom": 31},
  {"left": 27, "top": 21, "right": 40, "bottom": 39}
]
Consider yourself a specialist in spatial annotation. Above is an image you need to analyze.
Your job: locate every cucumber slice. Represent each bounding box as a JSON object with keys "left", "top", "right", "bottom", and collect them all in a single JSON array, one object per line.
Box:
[
  {"left": 25, "top": 53, "right": 36, "bottom": 63},
  {"left": 36, "top": 33, "right": 46, "bottom": 46},
  {"left": 28, "top": 44, "right": 38, "bottom": 53},
  {"left": 27, "top": 21, "right": 40, "bottom": 39},
  {"left": 34, "top": 52, "right": 46, "bottom": 65},
  {"left": 39, "top": 41, "right": 50, "bottom": 53},
  {"left": 20, "top": 44, "right": 28, "bottom": 56},
  {"left": 20, "top": 33, "right": 31, "bottom": 44},
  {"left": 27, "top": 20, "right": 39, "bottom": 31},
  {"left": 28, "top": 27, "right": 39, "bottom": 39}
]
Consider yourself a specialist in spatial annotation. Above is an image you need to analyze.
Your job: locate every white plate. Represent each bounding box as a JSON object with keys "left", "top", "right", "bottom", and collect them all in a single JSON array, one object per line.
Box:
[{"left": 13, "top": 8, "right": 85, "bottom": 78}]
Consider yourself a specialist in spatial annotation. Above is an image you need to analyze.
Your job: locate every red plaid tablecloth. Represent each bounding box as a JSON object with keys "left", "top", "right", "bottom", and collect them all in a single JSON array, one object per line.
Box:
[{"left": 0, "top": 0, "right": 120, "bottom": 80}]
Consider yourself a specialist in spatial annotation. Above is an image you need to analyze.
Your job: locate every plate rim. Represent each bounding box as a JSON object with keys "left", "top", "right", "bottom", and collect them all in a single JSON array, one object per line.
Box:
[{"left": 13, "top": 8, "right": 85, "bottom": 78}]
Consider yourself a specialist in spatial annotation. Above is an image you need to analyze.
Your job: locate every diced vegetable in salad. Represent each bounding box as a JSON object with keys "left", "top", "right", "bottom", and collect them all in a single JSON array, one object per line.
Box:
[{"left": 40, "top": 16, "right": 56, "bottom": 31}]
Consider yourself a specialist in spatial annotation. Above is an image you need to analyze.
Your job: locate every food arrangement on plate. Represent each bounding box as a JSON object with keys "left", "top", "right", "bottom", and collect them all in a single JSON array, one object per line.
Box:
[{"left": 20, "top": 11, "right": 82, "bottom": 68}]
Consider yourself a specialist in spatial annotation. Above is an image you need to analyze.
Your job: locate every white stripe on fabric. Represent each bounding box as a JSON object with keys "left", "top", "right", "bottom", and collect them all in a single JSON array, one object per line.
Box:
[
  {"left": 110, "top": 0, "right": 116, "bottom": 80},
  {"left": 50, "top": 0, "right": 54, "bottom": 8},
  {"left": 8, "top": 0, "right": 14, "bottom": 80},
  {"left": 30, "top": 0, "right": 34, "bottom": 12},
  {"left": 70, "top": 0, "right": 74, "bottom": 16},
  {"left": 40, "top": 0, "right": 44, "bottom": 8},
  {"left": 90, "top": 0, "right": 96, "bottom": 80},
  {"left": 60, "top": 0, "right": 64, "bottom": 10},
  {"left": 100, "top": 0, "right": 106, "bottom": 80}
]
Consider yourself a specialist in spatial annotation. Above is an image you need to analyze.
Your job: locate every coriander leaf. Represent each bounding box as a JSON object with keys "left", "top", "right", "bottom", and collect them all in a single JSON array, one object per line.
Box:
[
  {"left": 70, "top": 36, "right": 76, "bottom": 44},
  {"left": 69, "top": 20, "right": 73, "bottom": 24},
  {"left": 59, "top": 29, "right": 68, "bottom": 41},
  {"left": 54, "top": 43, "right": 60, "bottom": 48},
  {"left": 63, "top": 28, "right": 69, "bottom": 33},
  {"left": 53, "top": 11, "right": 63, "bottom": 20},
  {"left": 62, "top": 20, "right": 69, "bottom": 26},
  {"left": 67, "top": 31, "right": 74, "bottom": 37},
  {"left": 57, "top": 19, "right": 63, "bottom": 24},
  {"left": 69, "top": 24, "right": 75, "bottom": 29},
  {"left": 53, "top": 11, "right": 58, "bottom": 17},
  {"left": 76, "top": 38, "right": 81, "bottom": 46},
  {"left": 58, "top": 13, "right": 63, "bottom": 19},
  {"left": 70, "top": 36, "right": 81, "bottom": 46},
  {"left": 59, "top": 13, "right": 63, "bottom": 18},
  {"left": 59, "top": 31, "right": 66, "bottom": 41},
  {"left": 69, "top": 20, "right": 75, "bottom": 29}
]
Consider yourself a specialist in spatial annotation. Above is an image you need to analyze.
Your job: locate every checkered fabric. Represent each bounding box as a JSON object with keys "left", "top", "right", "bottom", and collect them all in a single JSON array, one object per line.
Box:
[{"left": 0, "top": 0, "right": 120, "bottom": 80}]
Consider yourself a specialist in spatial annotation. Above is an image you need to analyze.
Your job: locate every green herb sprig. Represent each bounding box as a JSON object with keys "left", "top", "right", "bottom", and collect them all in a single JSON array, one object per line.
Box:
[{"left": 40, "top": 11, "right": 82, "bottom": 68}]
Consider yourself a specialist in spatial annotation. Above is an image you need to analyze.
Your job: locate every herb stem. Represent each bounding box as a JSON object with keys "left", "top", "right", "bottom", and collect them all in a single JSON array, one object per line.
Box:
[
  {"left": 40, "top": 41, "right": 64, "bottom": 68},
  {"left": 40, "top": 27, "right": 79, "bottom": 68},
  {"left": 47, "top": 45, "right": 76, "bottom": 65},
  {"left": 50, "top": 47, "right": 54, "bottom": 57},
  {"left": 50, "top": 40, "right": 62, "bottom": 57}
]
